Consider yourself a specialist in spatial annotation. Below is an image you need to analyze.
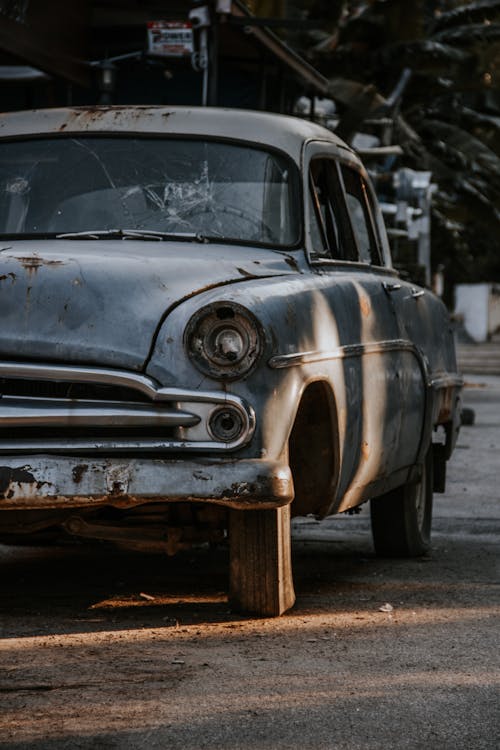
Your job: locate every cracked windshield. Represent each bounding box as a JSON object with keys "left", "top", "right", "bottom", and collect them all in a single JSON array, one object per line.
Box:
[{"left": 0, "top": 138, "right": 300, "bottom": 246}]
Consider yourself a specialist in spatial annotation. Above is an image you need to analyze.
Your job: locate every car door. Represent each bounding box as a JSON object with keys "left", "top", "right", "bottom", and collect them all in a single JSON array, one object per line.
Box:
[{"left": 304, "top": 144, "right": 426, "bottom": 507}]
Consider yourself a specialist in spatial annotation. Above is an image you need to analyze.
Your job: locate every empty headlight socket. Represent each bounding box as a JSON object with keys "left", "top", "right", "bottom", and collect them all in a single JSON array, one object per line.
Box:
[{"left": 185, "top": 301, "right": 263, "bottom": 380}]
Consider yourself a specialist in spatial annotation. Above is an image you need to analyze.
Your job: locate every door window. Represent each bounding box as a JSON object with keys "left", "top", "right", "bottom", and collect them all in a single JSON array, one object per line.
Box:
[
  {"left": 308, "top": 159, "right": 347, "bottom": 260},
  {"left": 340, "top": 165, "right": 382, "bottom": 265}
]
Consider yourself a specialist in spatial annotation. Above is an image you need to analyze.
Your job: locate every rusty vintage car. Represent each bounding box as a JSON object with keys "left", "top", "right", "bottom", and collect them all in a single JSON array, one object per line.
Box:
[{"left": 0, "top": 106, "right": 462, "bottom": 615}]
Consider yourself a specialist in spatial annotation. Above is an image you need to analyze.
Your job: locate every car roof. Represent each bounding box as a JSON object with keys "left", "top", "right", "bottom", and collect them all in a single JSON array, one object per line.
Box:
[{"left": 0, "top": 106, "right": 354, "bottom": 165}]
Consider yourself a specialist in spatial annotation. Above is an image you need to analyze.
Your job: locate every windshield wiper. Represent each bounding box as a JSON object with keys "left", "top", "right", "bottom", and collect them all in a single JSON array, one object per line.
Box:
[{"left": 56, "top": 229, "right": 207, "bottom": 242}]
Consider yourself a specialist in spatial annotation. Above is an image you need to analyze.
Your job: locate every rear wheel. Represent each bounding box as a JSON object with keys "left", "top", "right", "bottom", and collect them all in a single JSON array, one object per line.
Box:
[{"left": 370, "top": 449, "right": 433, "bottom": 557}]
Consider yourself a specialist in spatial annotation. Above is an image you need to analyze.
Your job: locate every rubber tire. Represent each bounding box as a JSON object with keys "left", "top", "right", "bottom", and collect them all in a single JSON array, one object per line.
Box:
[{"left": 370, "top": 449, "right": 433, "bottom": 557}]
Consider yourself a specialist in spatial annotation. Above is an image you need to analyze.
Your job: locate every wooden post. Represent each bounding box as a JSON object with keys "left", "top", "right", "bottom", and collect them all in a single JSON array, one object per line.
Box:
[{"left": 229, "top": 504, "right": 295, "bottom": 616}]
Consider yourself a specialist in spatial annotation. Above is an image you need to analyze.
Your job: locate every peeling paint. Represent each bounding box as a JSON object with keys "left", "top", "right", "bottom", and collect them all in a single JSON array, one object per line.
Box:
[
  {"left": 193, "top": 470, "right": 212, "bottom": 481},
  {"left": 0, "top": 465, "right": 52, "bottom": 500},
  {"left": 105, "top": 465, "right": 130, "bottom": 495},
  {"left": 0, "top": 466, "right": 37, "bottom": 496},
  {"left": 221, "top": 474, "right": 278, "bottom": 499},
  {"left": 72, "top": 464, "right": 88, "bottom": 484}
]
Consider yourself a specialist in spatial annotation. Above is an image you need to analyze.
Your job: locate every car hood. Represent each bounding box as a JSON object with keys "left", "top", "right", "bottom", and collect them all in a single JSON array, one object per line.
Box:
[{"left": 0, "top": 240, "right": 297, "bottom": 370}]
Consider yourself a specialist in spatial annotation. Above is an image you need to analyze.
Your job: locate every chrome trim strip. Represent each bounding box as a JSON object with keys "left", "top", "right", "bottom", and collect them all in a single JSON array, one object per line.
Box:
[
  {"left": 0, "top": 438, "right": 249, "bottom": 454},
  {"left": 429, "top": 374, "right": 464, "bottom": 390},
  {"left": 268, "top": 340, "right": 462, "bottom": 393},
  {"left": 0, "top": 362, "right": 160, "bottom": 399},
  {"left": 268, "top": 339, "right": 419, "bottom": 369},
  {"left": 0, "top": 396, "right": 200, "bottom": 428}
]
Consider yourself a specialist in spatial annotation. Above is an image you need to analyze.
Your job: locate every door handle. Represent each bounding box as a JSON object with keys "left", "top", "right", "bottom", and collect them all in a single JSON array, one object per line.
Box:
[
  {"left": 411, "top": 288, "right": 425, "bottom": 299},
  {"left": 383, "top": 282, "right": 402, "bottom": 293}
]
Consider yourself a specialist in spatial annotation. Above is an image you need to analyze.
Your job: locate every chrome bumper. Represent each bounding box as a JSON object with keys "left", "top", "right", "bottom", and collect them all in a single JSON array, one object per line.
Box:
[{"left": 0, "top": 455, "right": 293, "bottom": 511}]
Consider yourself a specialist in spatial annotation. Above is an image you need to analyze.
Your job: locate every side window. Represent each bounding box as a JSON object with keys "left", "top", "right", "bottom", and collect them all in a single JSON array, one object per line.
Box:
[
  {"left": 308, "top": 184, "right": 327, "bottom": 254},
  {"left": 308, "top": 159, "right": 342, "bottom": 260},
  {"left": 340, "top": 165, "right": 382, "bottom": 265}
]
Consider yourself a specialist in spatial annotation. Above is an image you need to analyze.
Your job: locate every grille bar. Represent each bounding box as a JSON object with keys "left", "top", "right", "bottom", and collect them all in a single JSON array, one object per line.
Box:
[
  {"left": 0, "top": 362, "right": 167, "bottom": 400},
  {"left": 0, "top": 396, "right": 200, "bottom": 428}
]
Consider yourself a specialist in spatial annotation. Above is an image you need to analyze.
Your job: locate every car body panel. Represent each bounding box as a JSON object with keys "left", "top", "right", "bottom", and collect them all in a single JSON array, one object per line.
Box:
[
  {"left": 0, "top": 455, "right": 293, "bottom": 511},
  {"left": 0, "top": 240, "right": 297, "bottom": 369},
  {"left": 0, "top": 105, "right": 349, "bottom": 166}
]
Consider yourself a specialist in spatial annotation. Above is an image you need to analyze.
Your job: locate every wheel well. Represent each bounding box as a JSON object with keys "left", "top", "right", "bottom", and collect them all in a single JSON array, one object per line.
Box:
[{"left": 288, "top": 381, "right": 338, "bottom": 518}]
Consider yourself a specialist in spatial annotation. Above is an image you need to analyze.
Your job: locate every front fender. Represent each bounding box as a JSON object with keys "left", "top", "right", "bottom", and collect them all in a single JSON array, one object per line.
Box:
[{"left": 146, "top": 275, "right": 343, "bottom": 462}]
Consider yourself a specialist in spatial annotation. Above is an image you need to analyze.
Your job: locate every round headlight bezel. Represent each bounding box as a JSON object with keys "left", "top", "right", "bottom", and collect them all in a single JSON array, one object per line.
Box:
[
  {"left": 208, "top": 405, "right": 246, "bottom": 442},
  {"left": 185, "top": 302, "right": 263, "bottom": 380}
]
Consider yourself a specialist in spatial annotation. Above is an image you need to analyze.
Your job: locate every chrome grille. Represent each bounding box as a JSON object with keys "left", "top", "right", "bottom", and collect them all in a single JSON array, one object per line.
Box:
[{"left": 0, "top": 362, "right": 255, "bottom": 454}]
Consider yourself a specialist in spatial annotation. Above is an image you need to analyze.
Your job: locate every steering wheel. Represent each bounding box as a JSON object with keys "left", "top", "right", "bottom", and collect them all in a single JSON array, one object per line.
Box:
[{"left": 177, "top": 203, "right": 275, "bottom": 241}]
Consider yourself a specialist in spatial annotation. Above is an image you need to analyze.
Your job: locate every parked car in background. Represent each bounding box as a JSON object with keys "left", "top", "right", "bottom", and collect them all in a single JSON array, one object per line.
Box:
[{"left": 0, "top": 106, "right": 462, "bottom": 615}]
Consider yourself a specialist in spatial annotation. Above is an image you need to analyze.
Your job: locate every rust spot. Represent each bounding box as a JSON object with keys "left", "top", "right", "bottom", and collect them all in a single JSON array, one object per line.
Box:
[
  {"left": 0, "top": 272, "right": 16, "bottom": 282},
  {"left": 0, "top": 466, "right": 37, "bottom": 497},
  {"left": 283, "top": 255, "right": 300, "bottom": 272},
  {"left": 72, "top": 464, "right": 88, "bottom": 484},
  {"left": 236, "top": 267, "right": 257, "bottom": 278},
  {"left": 59, "top": 106, "right": 160, "bottom": 130},
  {"left": 16, "top": 255, "right": 64, "bottom": 275},
  {"left": 359, "top": 295, "right": 371, "bottom": 318},
  {"left": 110, "top": 481, "right": 126, "bottom": 496},
  {"left": 285, "top": 300, "right": 296, "bottom": 327},
  {"left": 220, "top": 475, "right": 273, "bottom": 499},
  {"left": 221, "top": 482, "right": 254, "bottom": 498}
]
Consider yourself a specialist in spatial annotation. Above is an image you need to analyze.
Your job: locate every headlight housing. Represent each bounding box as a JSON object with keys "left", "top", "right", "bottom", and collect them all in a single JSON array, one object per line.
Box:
[{"left": 185, "top": 302, "right": 263, "bottom": 380}]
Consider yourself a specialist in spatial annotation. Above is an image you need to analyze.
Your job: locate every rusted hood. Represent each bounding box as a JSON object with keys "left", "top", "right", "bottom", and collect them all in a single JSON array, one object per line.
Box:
[{"left": 0, "top": 240, "right": 297, "bottom": 370}]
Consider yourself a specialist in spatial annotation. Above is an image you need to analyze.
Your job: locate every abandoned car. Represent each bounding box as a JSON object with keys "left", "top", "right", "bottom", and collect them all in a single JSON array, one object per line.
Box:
[{"left": 0, "top": 106, "right": 462, "bottom": 615}]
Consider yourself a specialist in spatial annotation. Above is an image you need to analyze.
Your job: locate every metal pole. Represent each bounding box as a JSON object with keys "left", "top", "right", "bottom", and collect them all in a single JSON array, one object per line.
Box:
[
  {"left": 201, "top": 27, "right": 209, "bottom": 106},
  {"left": 208, "top": 8, "right": 218, "bottom": 106}
]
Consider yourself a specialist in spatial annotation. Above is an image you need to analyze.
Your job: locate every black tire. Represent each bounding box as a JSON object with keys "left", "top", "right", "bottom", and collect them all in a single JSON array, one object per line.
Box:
[{"left": 370, "top": 449, "right": 433, "bottom": 557}]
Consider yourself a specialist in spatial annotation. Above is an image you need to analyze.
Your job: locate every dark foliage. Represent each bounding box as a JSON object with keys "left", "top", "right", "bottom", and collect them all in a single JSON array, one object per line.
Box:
[{"left": 271, "top": 1, "right": 500, "bottom": 285}]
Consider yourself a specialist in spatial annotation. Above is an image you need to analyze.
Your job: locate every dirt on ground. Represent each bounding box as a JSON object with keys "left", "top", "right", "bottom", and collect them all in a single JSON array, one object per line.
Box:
[{"left": 0, "top": 377, "right": 499, "bottom": 749}]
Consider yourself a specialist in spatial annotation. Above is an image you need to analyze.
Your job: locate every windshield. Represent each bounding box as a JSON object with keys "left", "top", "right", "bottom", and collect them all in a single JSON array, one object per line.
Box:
[{"left": 0, "top": 136, "right": 300, "bottom": 246}]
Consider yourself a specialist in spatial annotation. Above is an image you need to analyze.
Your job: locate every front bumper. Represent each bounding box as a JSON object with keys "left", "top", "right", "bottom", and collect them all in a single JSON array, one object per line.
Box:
[{"left": 0, "top": 455, "right": 294, "bottom": 511}]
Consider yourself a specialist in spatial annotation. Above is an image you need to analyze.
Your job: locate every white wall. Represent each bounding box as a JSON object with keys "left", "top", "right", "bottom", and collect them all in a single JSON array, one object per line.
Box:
[
  {"left": 455, "top": 283, "right": 490, "bottom": 342},
  {"left": 489, "top": 287, "right": 500, "bottom": 336}
]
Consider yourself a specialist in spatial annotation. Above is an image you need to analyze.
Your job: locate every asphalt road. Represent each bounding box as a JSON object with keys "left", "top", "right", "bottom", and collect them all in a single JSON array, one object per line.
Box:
[{"left": 0, "top": 377, "right": 499, "bottom": 749}]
